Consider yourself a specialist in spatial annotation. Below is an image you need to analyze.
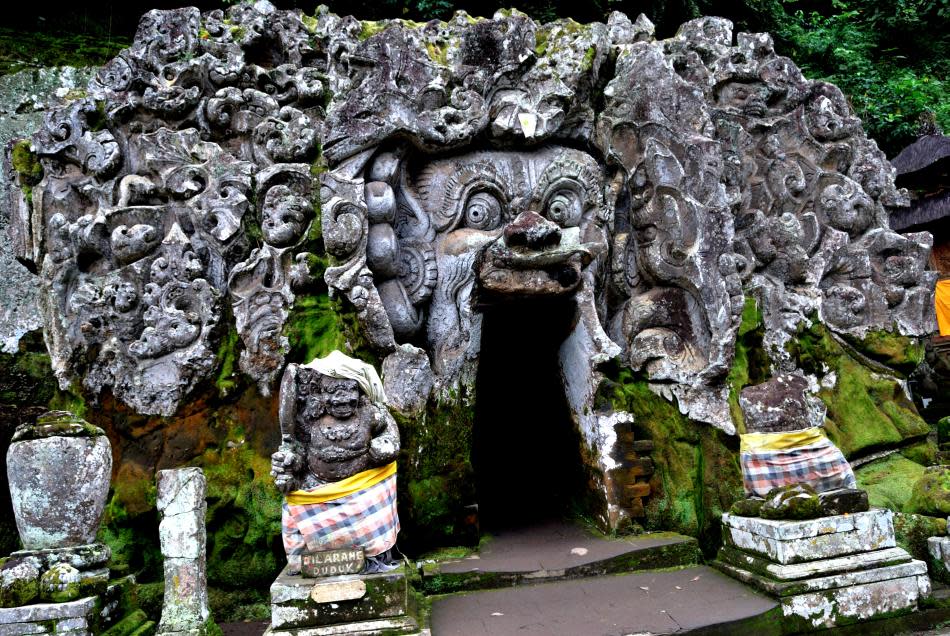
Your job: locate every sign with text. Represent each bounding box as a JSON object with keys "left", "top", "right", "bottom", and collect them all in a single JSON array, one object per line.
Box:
[{"left": 301, "top": 548, "right": 365, "bottom": 578}]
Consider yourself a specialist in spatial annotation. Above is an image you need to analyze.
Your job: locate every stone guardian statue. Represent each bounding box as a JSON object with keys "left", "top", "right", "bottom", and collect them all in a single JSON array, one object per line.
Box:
[{"left": 270, "top": 350, "right": 400, "bottom": 574}]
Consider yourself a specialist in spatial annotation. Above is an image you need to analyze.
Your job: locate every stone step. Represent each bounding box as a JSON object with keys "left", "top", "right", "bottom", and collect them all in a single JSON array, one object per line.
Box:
[
  {"left": 418, "top": 519, "right": 700, "bottom": 594},
  {"left": 429, "top": 564, "right": 778, "bottom": 636}
]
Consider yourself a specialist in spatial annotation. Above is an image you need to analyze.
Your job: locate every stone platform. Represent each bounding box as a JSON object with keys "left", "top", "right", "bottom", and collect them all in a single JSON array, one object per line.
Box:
[
  {"left": 264, "top": 564, "right": 422, "bottom": 636},
  {"left": 0, "top": 595, "right": 99, "bottom": 635},
  {"left": 714, "top": 509, "right": 930, "bottom": 631},
  {"left": 419, "top": 519, "right": 700, "bottom": 593}
]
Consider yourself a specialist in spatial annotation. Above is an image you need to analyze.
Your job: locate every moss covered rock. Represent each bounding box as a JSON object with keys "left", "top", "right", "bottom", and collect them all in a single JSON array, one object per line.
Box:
[
  {"left": 597, "top": 367, "right": 744, "bottom": 554},
  {"left": 907, "top": 466, "right": 950, "bottom": 517},
  {"left": 0, "top": 557, "right": 39, "bottom": 607},
  {"left": 893, "top": 511, "right": 947, "bottom": 563},
  {"left": 760, "top": 484, "right": 823, "bottom": 520},
  {"left": 855, "top": 454, "right": 927, "bottom": 510},
  {"left": 787, "top": 322, "right": 929, "bottom": 457}
]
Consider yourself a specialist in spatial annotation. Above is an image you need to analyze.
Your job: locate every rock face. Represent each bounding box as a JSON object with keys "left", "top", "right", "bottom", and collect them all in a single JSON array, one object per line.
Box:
[
  {"left": 5, "top": 3, "right": 935, "bottom": 529},
  {"left": 157, "top": 467, "right": 210, "bottom": 635},
  {"left": 6, "top": 411, "right": 112, "bottom": 550}
]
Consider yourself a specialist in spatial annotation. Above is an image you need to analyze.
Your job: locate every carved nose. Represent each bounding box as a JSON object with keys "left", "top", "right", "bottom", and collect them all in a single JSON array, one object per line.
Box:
[{"left": 503, "top": 210, "right": 561, "bottom": 249}]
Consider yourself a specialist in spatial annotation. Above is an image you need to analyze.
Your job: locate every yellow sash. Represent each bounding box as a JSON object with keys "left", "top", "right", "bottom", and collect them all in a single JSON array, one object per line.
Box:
[
  {"left": 740, "top": 427, "right": 826, "bottom": 453},
  {"left": 286, "top": 462, "right": 397, "bottom": 505}
]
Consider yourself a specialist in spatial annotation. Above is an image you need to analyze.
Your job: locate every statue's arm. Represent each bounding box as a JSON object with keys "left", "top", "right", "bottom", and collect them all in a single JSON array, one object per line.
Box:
[
  {"left": 272, "top": 364, "right": 304, "bottom": 493},
  {"left": 368, "top": 403, "right": 400, "bottom": 465}
]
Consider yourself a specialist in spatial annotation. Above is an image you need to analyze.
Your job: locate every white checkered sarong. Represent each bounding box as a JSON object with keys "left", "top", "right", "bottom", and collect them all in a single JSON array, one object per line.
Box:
[
  {"left": 282, "top": 473, "right": 399, "bottom": 568},
  {"left": 741, "top": 436, "right": 856, "bottom": 498}
]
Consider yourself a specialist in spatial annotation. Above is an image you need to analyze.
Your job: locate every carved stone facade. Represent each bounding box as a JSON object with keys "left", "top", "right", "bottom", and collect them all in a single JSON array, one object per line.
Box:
[{"left": 7, "top": 3, "right": 935, "bottom": 525}]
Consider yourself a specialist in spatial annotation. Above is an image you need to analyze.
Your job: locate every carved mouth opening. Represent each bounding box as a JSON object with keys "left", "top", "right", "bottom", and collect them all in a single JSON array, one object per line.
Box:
[{"left": 472, "top": 295, "right": 588, "bottom": 530}]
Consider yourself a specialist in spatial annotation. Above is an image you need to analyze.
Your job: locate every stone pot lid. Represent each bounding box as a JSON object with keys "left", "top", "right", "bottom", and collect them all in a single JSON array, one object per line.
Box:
[{"left": 11, "top": 410, "right": 106, "bottom": 442}]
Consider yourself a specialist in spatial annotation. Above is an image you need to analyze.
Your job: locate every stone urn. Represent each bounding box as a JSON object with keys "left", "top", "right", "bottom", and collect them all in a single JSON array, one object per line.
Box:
[{"left": 6, "top": 411, "right": 112, "bottom": 550}]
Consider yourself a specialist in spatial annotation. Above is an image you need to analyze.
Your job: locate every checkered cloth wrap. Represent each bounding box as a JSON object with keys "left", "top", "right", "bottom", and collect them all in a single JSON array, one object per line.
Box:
[
  {"left": 282, "top": 472, "right": 399, "bottom": 566},
  {"left": 741, "top": 435, "right": 857, "bottom": 498}
]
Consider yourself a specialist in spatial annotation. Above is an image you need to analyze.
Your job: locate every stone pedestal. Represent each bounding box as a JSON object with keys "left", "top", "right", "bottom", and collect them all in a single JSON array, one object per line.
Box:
[
  {"left": 714, "top": 509, "right": 930, "bottom": 631},
  {"left": 264, "top": 565, "right": 423, "bottom": 636},
  {"left": 0, "top": 595, "right": 99, "bottom": 635},
  {"left": 927, "top": 520, "right": 950, "bottom": 582}
]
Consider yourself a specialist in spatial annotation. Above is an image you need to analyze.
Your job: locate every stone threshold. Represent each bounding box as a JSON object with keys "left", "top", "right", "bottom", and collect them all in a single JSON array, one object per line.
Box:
[{"left": 418, "top": 519, "right": 700, "bottom": 594}]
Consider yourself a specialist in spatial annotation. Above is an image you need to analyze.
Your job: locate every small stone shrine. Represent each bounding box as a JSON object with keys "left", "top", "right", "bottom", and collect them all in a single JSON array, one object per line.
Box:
[
  {"left": 0, "top": 411, "right": 114, "bottom": 634},
  {"left": 715, "top": 376, "right": 930, "bottom": 630},
  {"left": 267, "top": 351, "right": 420, "bottom": 635}
]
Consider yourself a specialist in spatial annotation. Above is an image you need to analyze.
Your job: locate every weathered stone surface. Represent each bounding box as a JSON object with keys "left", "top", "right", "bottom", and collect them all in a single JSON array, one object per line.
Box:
[
  {"left": 0, "top": 558, "right": 40, "bottom": 608},
  {"left": 270, "top": 565, "right": 410, "bottom": 629},
  {"left": 381, "top": 345, "right": 433, "bottom": 417},
  {"left": 718, "top": 545, "right": 912, "bottom": 581},
  {"left": 721, "top": 509, "right": 895, "bottom": 564},
  {"left": 0, "top": 596, "right": 96, "bottom": 624},
  {"left": 6, "top": 2, "right": 930, "bottom": 432},
  {"left": 157, "top": 468, "right": 209, "bottom": 635},
  {"left": 927, "top": 535, "right": 950, "bottom": 582},
  {"left": 717, "top": 557, "right": 926, "bottom": 596},
  {"left": 6, "top": 412, "right": 111, "bottom": 550},
  {"left": 818, "top": 488, "right": 870, "bottom": 516},
  {"left": 9, "top": 544, "right": 111, "bottom": 572},
  {"left": 0, "top": 67, "right": 94, "bottom": 355},
  {"left": 760, "top": 484, "right": 823, "bottom": 520},
  {"left": 740, "top": 374, "right": 824, "bottom": 433}
]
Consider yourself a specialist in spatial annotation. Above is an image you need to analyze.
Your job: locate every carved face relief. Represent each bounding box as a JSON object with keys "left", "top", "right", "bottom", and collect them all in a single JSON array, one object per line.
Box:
[
  {"left": 323, "top": 377, "right": 360, "bottom": 419},
  {"left": 261, "top": 184, "right": 311, "bottom": 247},
  {"left": 358, "top": 146, "right": 607, "bottom": 368}
]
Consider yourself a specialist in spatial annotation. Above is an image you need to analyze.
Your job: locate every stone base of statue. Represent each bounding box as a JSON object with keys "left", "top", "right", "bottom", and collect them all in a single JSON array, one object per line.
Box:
[
  {"left": 264, "top": 564, "right": 423, "bottom": 636},
  {"left": 713, "top": 509, "right": 930, "bottom": 631},
  {"left": 928, "top": 526, "right": 950, "bottom": 583}
]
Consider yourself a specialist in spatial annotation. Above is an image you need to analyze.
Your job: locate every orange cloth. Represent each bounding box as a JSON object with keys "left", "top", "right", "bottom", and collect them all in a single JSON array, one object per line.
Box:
[{"left": 938, "top": 280, "right": 950, "bottom": 336}]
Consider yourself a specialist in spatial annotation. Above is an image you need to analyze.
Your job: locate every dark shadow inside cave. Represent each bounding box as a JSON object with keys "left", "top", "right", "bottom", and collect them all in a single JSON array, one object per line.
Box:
[{"left": 472, "top": 295, "right": 588, "bottom": 531}]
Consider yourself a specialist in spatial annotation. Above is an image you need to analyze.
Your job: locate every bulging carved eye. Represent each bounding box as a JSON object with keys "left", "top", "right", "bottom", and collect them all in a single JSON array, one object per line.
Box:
[
  {"left": 545, "top": 188, "right": 582, "bottom": 227},
  {"left": 464, "top": 191, "right": 502, "bottom": 230}
]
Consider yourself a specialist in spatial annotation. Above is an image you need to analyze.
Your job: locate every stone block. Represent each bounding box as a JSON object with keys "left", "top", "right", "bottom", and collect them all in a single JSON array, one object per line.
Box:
[
  {"left": 717, "top": 557, "right": 927, "bottom": 596},
  {"left": 0, "top": 596, "right": 96, "bottom": 624},
  {"left": 718, "top": 545, "right": 913, "bottom": 581},
  {"left": 157, "top": 468, "right": 209, "bottom": 636},
  {"left": 928, "top": 535, "right": 950, "bottom": 581},
  {"left": 1, "top": 623, "right": 50, "bottom": 635},
  {"left": 270, "top": 565, "right": 412, "bottom": 630},
  {"left": 9, "top": 544, "right": 111, "bottom": 571},
  {"left": 264, "top": 615, "right": 422, "bottom": 636},
  {"left": 721, "top": 509, "right": 895, "bottom": 564}
]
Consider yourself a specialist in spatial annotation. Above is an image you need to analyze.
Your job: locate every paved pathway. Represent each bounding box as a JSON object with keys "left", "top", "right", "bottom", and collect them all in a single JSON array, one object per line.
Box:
[
  {"left": 437, "top": 519, "right": 688, "bottom": 575},
  {"left": 429, "top": 565, "right": 778, "bottom": 636}
]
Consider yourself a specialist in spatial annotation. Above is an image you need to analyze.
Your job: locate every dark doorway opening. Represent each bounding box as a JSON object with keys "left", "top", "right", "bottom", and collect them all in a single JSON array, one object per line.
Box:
[{"left": 472, "top": 295, "right": 587, "bottom": 530}]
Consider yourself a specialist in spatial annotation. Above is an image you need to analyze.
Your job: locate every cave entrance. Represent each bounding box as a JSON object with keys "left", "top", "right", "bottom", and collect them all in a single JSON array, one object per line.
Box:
[{"left": 472, "top": 295, "right": 587, "bottom": 531}]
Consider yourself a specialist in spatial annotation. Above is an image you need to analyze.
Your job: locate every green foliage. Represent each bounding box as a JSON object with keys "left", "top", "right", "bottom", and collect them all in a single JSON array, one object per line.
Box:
[
  {"left": 0, "top": 28, "right": 128, "bottom": 75},
  {"left": 762, "top": 0, "right": 950, "bottom": 154},
  {"left": 855, "top": 453, "right": 927, "bottom": 509}
]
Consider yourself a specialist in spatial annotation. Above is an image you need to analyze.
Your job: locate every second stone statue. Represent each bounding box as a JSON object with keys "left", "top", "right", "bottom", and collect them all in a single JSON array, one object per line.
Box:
[{"left": 270, "top": 350, "right": 401, "bottom": 575}]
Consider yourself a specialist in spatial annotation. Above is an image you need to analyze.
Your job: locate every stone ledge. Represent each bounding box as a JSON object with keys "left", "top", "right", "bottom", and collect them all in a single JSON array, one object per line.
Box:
[
  {"left": 722, "top": 510, "right": 895, "bottom": 564},
  {"left": 0, "top": 595, "right": 96, "bottom": 624},
  {"left": 714, "top": 558, "right": 927, "bottom": 596},
  {"left": 721, "top": 509, "right": 891, "bottom": 540},
  {"left": 270, "top": 565, "right": 412, "bottom": 630},
  {"left": 264, "top": 615, "right": 423, "bottom": 636},
  {"left": 9, "top": 544, "right": 110, "bottom": 571},
  {"left": 717, "top": 545, "right": 913, "bottom": 581}
]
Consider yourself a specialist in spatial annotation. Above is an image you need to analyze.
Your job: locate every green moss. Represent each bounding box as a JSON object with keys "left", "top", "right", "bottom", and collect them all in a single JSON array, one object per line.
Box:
[
  {"left": 581, "top": 45, "right": 596, "bottom": 71},
  {"left": 425, "top": 41, "right": 449, "bottom": 65},
  {"left": 902, "top": 439, "right": 938, "bottom": 466},
  {"left": 11, "top": 139, "right": 42, "bottom": 185},
  {"left": 726, "top": 297, "right": 768, "bottom": 434},
  {"left": 534, "top": 29, "right": 549, "bottom": 56},
  {"left": 397, "top": 389, "right": 479, "bottom": 551},
  {"left": 0, "top": 330, "right": 57, "bottom": 407},
  {"left": 0, "top": 28, "right": 129, "bottom": 76},
  {"left": 358, "top": 20, "right": 389, "bottom": 41},
  {"left": 101, "top": 609, "right": 154, "bottom": 636},
  {"left": 134, "top": 582, "right": 164, "bottom": 621},
  {"left": 214, "top": 327, "right": 241, "bottom": 398},
  {"left": 596, "top": 366, "right": 743, "bottom": 554},
  {"left": 907, "top": 466, "right": 950, "bottom": 516},
  {"left": 759, "top": 484, "right": 823, "bottom": 520},
  {"left": 894, "top": 512, "right": 947, "bottom": 564},
  {"left": 844, "top": 329, "right": 925, "bottom": 376},
  {"left": 787, "top": 321, "right": 929, "bottom": 457},
  {"left": 230, "top": 26, "right": 246, "bottom": 41},
  {"left": 202, "top": 441, "right": 284, "bottom": 588},
  {"left": 855, "top": 453, "right": 927, "bottom": 510}
]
